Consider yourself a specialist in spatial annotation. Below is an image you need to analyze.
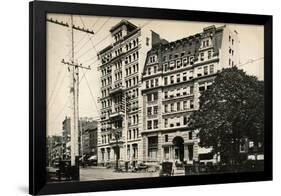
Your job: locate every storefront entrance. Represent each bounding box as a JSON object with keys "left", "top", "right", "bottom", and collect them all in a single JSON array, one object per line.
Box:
[{"left": 173, "top": 136, "right": 184, "bottom": 161}]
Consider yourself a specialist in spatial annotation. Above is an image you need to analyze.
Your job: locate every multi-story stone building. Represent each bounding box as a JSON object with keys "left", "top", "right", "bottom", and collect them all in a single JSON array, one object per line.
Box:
[
  {"left": 62, "top": 117, "right": 98, "bottom": 160},
  {"left": 97, "top": 20, "right": 165, "bottom": 166},
  {"left": 47, "top": 135, "right": 63, "bottom": 166},
  {"left": 141, "top": 25, "right": 239, "bottom": 164},
  {"left": 80, "top": 119, "right": 98, "bottom": 158}
]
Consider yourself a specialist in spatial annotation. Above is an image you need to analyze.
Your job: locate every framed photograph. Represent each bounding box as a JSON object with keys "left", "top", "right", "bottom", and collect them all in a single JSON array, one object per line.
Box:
[{"left": 29, "top": 1, "right": 272, "bottom": 195}]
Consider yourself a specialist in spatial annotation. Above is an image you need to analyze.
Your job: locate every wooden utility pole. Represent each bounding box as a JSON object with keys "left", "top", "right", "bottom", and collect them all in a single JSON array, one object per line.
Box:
[{"left": 47, "top": 15, "right": 92, "bottom": 168}]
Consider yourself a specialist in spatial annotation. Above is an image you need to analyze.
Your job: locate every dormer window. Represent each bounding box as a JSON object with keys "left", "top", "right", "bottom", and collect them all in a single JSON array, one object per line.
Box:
[
  {"left": 114, "top": 31, "right": 123, "bottom": 42},
  {"left": 149, "top": 55, "right": 156, "bottom": 64},
  {"left": 208, "top": 50, "right": 212, "bottom": 59},
  {"left": 200, "top": 52, "right": 204, "bottom": 61},
  {"left": 190, "top": 56, "right": 194, "bottom": 65},
  {"left": 148, "top": 67, "right": 151, "bottom": 75},
  {"left": 202, "top": 39, "right": 210, "bottom": 48}
]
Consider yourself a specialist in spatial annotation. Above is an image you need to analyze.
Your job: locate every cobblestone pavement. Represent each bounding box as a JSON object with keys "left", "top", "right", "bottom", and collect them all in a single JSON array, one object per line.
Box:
[{"left": 80, "top": 167, "right": 159, "bottom": 181}]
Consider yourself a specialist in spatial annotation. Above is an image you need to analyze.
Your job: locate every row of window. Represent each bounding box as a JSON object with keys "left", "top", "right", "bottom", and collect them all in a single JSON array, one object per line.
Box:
[
  {"left": 101, "top": 87, "right": 111, "bottom": 98},
  {"left": 229, "top": 58, "right": 235, "bottom": 67},
  {"left": 147, "top": 106, "right": 158, "bottom": 116},
  {"left": 101, "top": 99, "right": 112, "bottom": 109},
  {"left": 114, "top": 81, "right": 123, "bottom": 89},
  {"left": 229, "top": 35, "right": 235, "bottom": 45},
  {"left": 114, "top": 47, "right": 123, "bottom": 57},
  {"left": 125, "top": 88, "right": 139, "bottom": 99},
  {"left": 101, "top": 134, "right": 111, "bottom": 144},
  {"left": 147, "top": 92, "right": 158, "bottom": 102},
  {"left": 125, "top": 51, "right": 139, "bottom": 65},
  {"left": 162, "top": 49, "right": 195, "bottom": 62},
  {"left": 101, "top": 36, "right": 139, "bottom": 68},
  {"left": 163, "top": 64, "right": 214, "bottom": 86},
  {"left": 125, "top": 38, "right": 139, "bottom": 51},
  {"left": 125, "top": 76, "right": 139, "bottom": 88},
  {"left": 101, "top": 53, "right": 112, "bottom": 64},
  {"left": 125, "top": 63, "right": 139, "bottom": 76},
  {"left": 197, "top": 64, "right": 215, "bottom": 77},
  {"left": 199, "top": 50, "right": 213, "bottom": 62},
  {"left": 146, "top": 78, "right": 159, "bottom": 88},
  {"left": 114, "top": 71, "right": 122, "bottom": 81},
  {"left": 164, "top": 86, "right": 194, "bottom": 99},
  {"left": 128, "top": 114, "right": 139, "bottom": 126},
  {"left": 101, "top": 89, "right": 140, "bottom": 111},
  {"left": 100, "top": 109, "right": 112, "bottom": 120},
  {"left": 198, "top": 81, "right": 213, "bottom": 93},
  {"left": 201, "top": 39, "right": 210, "bottom": 48},
  {"left": 128, "top": 128, "right": 139, "bottom": 140},
  {"left": 229, "top": 47, "right": 234, "bottom": 56},
  {"left": 147, "top": 55, "right": 157, "bottom": 64},
  {"left": 147, "top": 119, "right": 158, "bottom": 130},
  {"left": 163, "top": 56, "right": 194, "bottom": 72},
  {"left": 147, "top": 65, "right": 158, "bottom": 75},
  {"left": 164, "top": 116, "right": 189, "bottom": 128},
  {"left": 114, "top": 60, "right": 122, "bottom": 70},
  {"left": 101, "top": 76, "right": 112, "bottom": 87},
  {"left": 126, "top": 100, "right": 139, "bottom": 112},
  {"left": 114, "top": 30, "right": 123, "bottom": 42},
  {"left": 163, "top": 71, "right": 192, "bottom": 86},
  {"left": 164, "top": 99, "right": 194, "bottom": 113},
  {"left": 100, "top": 121, "right": 111, "bottom": 131},
  {"left": 101, "top": 66, "right": 112, "bottom": 76},
  {"left": 112, "top": 37, "right": 140, "bottom": 58}
]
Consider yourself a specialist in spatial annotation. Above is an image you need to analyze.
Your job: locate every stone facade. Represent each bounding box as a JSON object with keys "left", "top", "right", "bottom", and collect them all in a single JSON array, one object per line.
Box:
[
  {"left": 97, "top": 20, "right": 164, "bottom": 166},
  {"left": 141, "top": 25, "right": 239, "bottom": 164}
]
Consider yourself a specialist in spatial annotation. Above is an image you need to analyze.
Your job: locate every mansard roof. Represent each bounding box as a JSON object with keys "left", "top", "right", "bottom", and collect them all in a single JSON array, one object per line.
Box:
[
  {"left": 109, "top": 19, "right": 138, "bottom": 33},
  {"left": 142, "top": 25, "right": 225, "bottom": 75}
]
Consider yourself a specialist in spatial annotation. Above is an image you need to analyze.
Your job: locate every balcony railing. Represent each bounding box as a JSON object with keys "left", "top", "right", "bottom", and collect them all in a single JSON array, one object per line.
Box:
[
  {"left": 109, "top": 111, "right": 124, "bottom": 119},
  {"left": 109, "top": 85, "right": 125, "bottom": 95},
  {"left": 109, "top": 136, "right": 124, "bottom": 144}
]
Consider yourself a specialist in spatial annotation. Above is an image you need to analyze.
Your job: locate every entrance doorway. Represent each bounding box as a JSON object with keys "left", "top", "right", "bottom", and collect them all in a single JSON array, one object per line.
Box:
[{"left": 172, "top": 136, "right": 184, "bottom": 161}]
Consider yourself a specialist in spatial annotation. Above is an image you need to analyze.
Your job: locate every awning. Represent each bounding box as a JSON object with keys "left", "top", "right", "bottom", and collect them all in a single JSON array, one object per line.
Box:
[{"left": 88, "top": 155, "right": 97, "bottom": 160}]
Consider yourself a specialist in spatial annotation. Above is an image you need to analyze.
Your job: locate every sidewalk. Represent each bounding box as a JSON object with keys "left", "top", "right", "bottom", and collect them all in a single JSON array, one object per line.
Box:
[{"left": 80, "top": 167, "right": 159, "bottom": 181}]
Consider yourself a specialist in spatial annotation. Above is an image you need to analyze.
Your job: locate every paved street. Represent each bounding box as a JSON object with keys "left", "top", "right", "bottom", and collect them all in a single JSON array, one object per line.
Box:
[{"left": 80, "top": 167, "right": 159, "bottom": 181}]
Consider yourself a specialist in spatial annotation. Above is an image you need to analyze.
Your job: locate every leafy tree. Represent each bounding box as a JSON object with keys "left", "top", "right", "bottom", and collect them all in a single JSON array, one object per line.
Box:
[{"left": 188, "top": 67, "right": 264, "bottom": 164}]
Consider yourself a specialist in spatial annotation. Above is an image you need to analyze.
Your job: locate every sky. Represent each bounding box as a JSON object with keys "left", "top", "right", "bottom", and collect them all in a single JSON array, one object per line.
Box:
[{"left": 46, "top": 14, "right": 264, "bottom": 136}]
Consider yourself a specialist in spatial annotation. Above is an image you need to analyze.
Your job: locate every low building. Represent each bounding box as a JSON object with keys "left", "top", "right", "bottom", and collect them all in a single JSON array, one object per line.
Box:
[
  {"left": 47, "top": 135, "right": 63, "bottom": 166},
  {"left": 62, "top": 117, "right": 98, "bottom": 161},
  {"left": 80, "top": 118, "right": 98, "bottom": 159}
]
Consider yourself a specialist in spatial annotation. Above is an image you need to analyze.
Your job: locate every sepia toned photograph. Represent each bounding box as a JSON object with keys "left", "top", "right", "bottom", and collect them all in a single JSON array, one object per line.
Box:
[{"left": 46, "top": 13, "right": 265, "bottom": 183}]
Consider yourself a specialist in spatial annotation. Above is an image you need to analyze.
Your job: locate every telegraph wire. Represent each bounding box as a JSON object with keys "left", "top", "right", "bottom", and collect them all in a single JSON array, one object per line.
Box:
[
  {"left": 75, "top": 17, "right": 111, "bottom": 57},
  {"left": 79, "top": 16, "right": 99, "bottom": 54},
  {"left": 47, "top": 60, "right": 66, "bottom": 105},
  {"left": 78, "top": 19, "right": 155, "bottom": 65},
  {"left": 83, "top": 69, "right": 99, "bottom": 112},
  {"left": 47, "top": 68, "right": 68, "bottom": 111},
  {"left": 73, "top": 17, "right": 100, "bottom": 49},
  {"left": 238, "top": 57, "right": 264, "bottom": 67}
]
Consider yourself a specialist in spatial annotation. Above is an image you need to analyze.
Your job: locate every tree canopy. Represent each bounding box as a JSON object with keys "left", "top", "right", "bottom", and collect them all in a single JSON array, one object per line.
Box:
[{"left": 188, "top": 67, "right": 264, "bottom": 164}]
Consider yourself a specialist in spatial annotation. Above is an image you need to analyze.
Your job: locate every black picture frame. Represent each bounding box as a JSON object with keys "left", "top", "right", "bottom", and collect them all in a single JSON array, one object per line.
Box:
[{"left": 29, "top": 1, "right": 273, "bottom": 195}]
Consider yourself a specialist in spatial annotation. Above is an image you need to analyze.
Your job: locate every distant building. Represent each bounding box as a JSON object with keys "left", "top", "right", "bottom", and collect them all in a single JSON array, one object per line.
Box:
[
  {"left": 80, "top": 119, "right": 98, "bottom": 159},
  {"left": 141, "top": 25, "right": 239, "bottom": 164},
  {"left": 62, "top": 117, "right": 98, "bottom": 161},
  {"left": 47, "top": 135, "right": 63, "bottom": 166},
  {"left": 97, "top": 20, "right": 165, "bottom": 166}
]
